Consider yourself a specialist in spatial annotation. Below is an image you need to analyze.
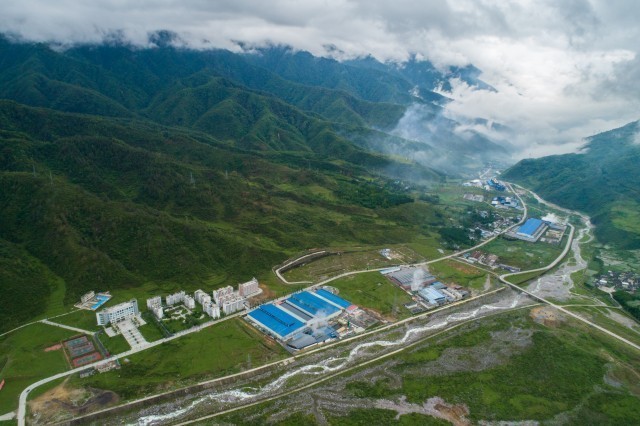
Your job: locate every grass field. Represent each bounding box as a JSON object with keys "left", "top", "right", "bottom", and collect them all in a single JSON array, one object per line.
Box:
[
  {"left": 215, "top": 307, "right": 640, "bottom": 424},
  {"left": 97, "top": 333, "right": 130, "bottom": 356},
  {"left": 480, "top": 236, "right": 564, "bottom": 270},
  {"left": 0, "top": 323, "right": 79, "bottom": 413},
  {"left": 282, "top": 247, "right": 422, "bottom": 283},
  {"left": 137, "top": 314, "right": 166, "bottom": 342},
  {"left": 69, "top": 318, "right": 289, "bottom": 401},
  {"left": 49, "top": 309, "right": 100, "bottom": 333},
  {"left": 565, "top": 306, "right": 640, "bottom": 347},
  {"left": 405, "top": 235, "right": 449, "bottom": 260},
  {"left": 328, "top": 272, "right": 414, "bottom": 320},
  {"left": 427, "top": 260, "right": 493, "bottom": 291},
  {"left": 346, "top": 310, "right": 640, "bottom": 423},
  {"left": 505, "top": 270, "right": 545, "bottom": 285}
]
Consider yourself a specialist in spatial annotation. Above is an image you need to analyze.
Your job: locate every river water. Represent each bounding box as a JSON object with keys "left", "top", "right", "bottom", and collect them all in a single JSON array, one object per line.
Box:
[
  {"left": 132, "top": 189, "right": 597, "bottom": 425},
  {"left": 525, "top": 189, "right": 597, "bottom": 302},
  {"left": 135, "top": 292, "right": 528, "bottom": 425}
]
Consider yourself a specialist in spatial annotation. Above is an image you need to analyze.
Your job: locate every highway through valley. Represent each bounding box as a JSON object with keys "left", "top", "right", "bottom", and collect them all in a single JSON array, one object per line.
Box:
[{"left": 14, "top": 182, "right": 640, "bottom": 426}]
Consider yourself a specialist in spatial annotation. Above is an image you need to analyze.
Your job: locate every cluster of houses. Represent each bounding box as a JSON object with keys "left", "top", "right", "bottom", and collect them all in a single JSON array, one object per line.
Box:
[
  {"left": 491, "top": 195, "right": 520, "bottom": 209},
  {"left": 594, "top": 271, "right": 640, "bottom": 293},
  {"left": 460, "top": 250, "right": 521, "bottom": 273}
]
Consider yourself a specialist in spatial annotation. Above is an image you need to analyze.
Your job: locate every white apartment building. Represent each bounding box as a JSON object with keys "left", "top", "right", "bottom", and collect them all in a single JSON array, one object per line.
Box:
[
  {"left": 146, "top": 296, "right": 162, "bottom": 309},
  {"left": 212, "top": 285, "right": 234, "bottom": 304},
  {"left": 151, "top": 305, "right": 164, "bottom": 319},
  {"left": 96, "top": 299, "right": 139, "bottom": 326},
  {"left": 222, "top": 296, "right": 244, "bottom": 315},
  {"left": 166, "top": 291, "right": 186, "bottom": 306},
  {"left": 184, "top": 295, "right": 196, "bottom": 310},
  {"left": 238, "top": 278, "right": 260, "bottom": 297},
  {"left": 194, "top": 289, "right": 212, "bottom": 306},
  {"left": 81, "top": 291, "right": 95, "bottom": 303},
  {"left": 203, "top": 301, "right": 221, "bottom": 319}
]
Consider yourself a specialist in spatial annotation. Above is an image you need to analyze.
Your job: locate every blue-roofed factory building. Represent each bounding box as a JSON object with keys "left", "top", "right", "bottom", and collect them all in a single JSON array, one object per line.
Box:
[
  {"left": 513, "top": 218, "right": 548, "bottom": 242},
  {"left": 247, "top": 304, "right": 305, "bottom": 340},
  {"left": 418, "top": 287, "right": 447, "bottom": 305},
  {"left": 314, "top": 288, "right": 353, "bottom": 309},
  {"left": 487, "top": 178, "right": 506, "bottom": 191},
  {"left": 245, "top": 287, "right": 361, "bottom": 350},
  {"left": 288, "top": 291, "right": 340, "bottom": 318}
]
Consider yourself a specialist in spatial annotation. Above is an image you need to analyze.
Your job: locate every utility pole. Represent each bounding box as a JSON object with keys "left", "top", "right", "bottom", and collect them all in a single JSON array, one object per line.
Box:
[
  {"left": 190, "top": 172, "right": 195, "bottom": 186},
  {"left": 49, "top": 171, "right": 53, "bottom": 186},
  {"left": 32, "top": 164, "right": 36, "bottom": 177}
]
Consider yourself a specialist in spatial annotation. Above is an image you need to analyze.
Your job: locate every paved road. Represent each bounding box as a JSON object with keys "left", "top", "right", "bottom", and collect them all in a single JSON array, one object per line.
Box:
[
  {"left": 40, "top": 319, "right": 93, "bottom": 335},
  {"left": 68, "top": 287, "right": 508, "bottom": 425},
  {"left": 15, "top": 182, "right": 640, "bottom": 425},
  {"left": 174, "top": 302, "right": 540, "bottom": 426},
  {"left": 16, "top": 310, "right": 246, "bottom": 426},
  {"left": 277, "top": 182, "right": 528, "bottom": 287},
  {"left": 0, "top": 309, "right": 81, "bottom": 338}
]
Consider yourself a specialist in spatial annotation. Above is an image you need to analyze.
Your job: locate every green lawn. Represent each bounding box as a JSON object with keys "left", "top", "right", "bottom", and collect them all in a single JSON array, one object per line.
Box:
[
  {"left": 0, "top": 323, "right": 79, "bottom": 413},
  {"left": 427, "top": 259, "right": 491, "bottom": 291},
  {"left": 328, "top": 272, "right": 413, "bottom": 320},
  {"left": 505, "top": 270, "right": 544, "bottom": 285},
  {"left": 49, "top": 309, "right": 100, "bottom": 333},
  {"left": 283, "top": 249, "right": 398, "bottom": 283},
  {"left": 564, "top": 306, "right": 640, "bottom": 347},
  {"left": 69, "top": 318, "right": 289, "bottom": 400},
  {"left": 216, "top": 308, "right": 640, "bottom": 424},
  {"left": 96, "top": 333, "right": 130, "bottom": 356},
  {"left": 138, "top": 313, "right": 166, "bottom": 342},
  {"left": 369, "top": 310, "right": 640, "bottom": 423},
  {"left": 480, "top": 236, "right": 564, "bottom": 270}
]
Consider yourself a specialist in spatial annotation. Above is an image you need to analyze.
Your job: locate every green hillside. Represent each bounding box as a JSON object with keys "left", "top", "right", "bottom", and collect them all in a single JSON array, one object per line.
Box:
[
  {"left": 504, "top": 121, "right": 640, "bottom": 248},
  {"left": 0, "top": 37, "right": 511, "bottom": 172},
  {"left": 0, "top": 36, "right": 509, "bottom": 332},
  {"left": 0, "top": 100, "right": 454, "bottom": 332}
]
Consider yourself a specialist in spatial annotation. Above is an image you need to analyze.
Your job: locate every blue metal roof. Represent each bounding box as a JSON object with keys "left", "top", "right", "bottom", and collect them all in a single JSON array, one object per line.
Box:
[
  {"left": 278, "top": 301, "right": 313, "bottom": 321},
  {"left": 314, "top": 288, "right": 352, "bottom": 309},
  {"left": 518, "top": 218, "right": 544, "bottom": 237},
  {"left": 418, "top": 287, "right": 446, "bottom": 304},
  {"left": 248, "top": 304, "right": 305, "bottom": 338},
  {"left": 288, "top": 291, "right": 339, "bottom": 316}
]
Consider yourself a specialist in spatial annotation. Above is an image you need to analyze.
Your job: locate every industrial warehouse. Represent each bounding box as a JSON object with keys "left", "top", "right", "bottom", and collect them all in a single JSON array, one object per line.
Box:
[
  {"left": 505, "top": 217, "right": 566, "bottom": 243},
  {"left": 245, "top": 288, "right": 371, "bottom": 351},
  {"left": 381, "top": 266, "right": 469, "bottom": 311}
]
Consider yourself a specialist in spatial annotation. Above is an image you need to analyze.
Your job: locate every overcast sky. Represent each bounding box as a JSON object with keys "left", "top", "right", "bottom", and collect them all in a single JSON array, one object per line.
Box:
[{"left": 1, "top": 0, "right": 639, "bottom": 158}]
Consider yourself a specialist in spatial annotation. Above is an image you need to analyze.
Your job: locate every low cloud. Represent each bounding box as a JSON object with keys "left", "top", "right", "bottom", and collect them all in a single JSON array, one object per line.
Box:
[{"left": 1, "top": 1, "right": 639, "bottom": 158}]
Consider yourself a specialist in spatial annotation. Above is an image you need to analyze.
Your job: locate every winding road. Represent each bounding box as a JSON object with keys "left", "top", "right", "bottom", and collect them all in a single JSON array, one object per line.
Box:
[{"left": 13, "top": 181, "right": 640, "bottom": 426}]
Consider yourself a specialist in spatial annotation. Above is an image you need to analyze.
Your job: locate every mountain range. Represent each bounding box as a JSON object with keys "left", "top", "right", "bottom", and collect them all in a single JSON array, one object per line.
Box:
[
  {"left": 504, "top": 121, "right": 640, "bottom": 249},
  {"left": 0, "top": 35, "right": 507, "bottom": 332}
]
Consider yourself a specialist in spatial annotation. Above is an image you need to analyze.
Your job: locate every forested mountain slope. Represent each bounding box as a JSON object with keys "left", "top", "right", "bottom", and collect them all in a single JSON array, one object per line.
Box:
[{"left": 504, "top": 121, "right": 640, "bottom": 248}]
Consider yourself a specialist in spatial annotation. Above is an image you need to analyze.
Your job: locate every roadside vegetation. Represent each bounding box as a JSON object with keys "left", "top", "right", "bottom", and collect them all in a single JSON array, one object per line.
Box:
[
  {"left": 328, "top": 272, "right": 414, "bottom": 320},
  {"left": 216, "top": 309, "right": 640, "bottom": 425},
  {"left": 68, "top": 319, "right": 288, "bottom": 401},
  {"left": 0, "top": 323, "right": 79, "bottom": 413}
]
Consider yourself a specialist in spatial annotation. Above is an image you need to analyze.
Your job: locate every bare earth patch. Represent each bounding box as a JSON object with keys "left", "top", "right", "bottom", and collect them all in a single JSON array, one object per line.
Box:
[
  {"left": 530, "top": 306, "right": 564, "bottom": 327},
  {"left": 29, "top": 380, "right": 119, "bottom": 425},
  {"left": 375, "top": 395, "right": 471, "bottom": 425}
]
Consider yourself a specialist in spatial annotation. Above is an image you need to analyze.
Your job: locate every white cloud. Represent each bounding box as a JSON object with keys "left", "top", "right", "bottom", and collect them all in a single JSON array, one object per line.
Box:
[{"left": 1, "top": 0, "right": 639, "bottom": 158}]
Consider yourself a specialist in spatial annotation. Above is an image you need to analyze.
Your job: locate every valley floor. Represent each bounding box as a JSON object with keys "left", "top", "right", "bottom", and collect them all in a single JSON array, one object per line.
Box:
[{"left": 3, "top": 183, "right": 640, "bottom": 426}]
